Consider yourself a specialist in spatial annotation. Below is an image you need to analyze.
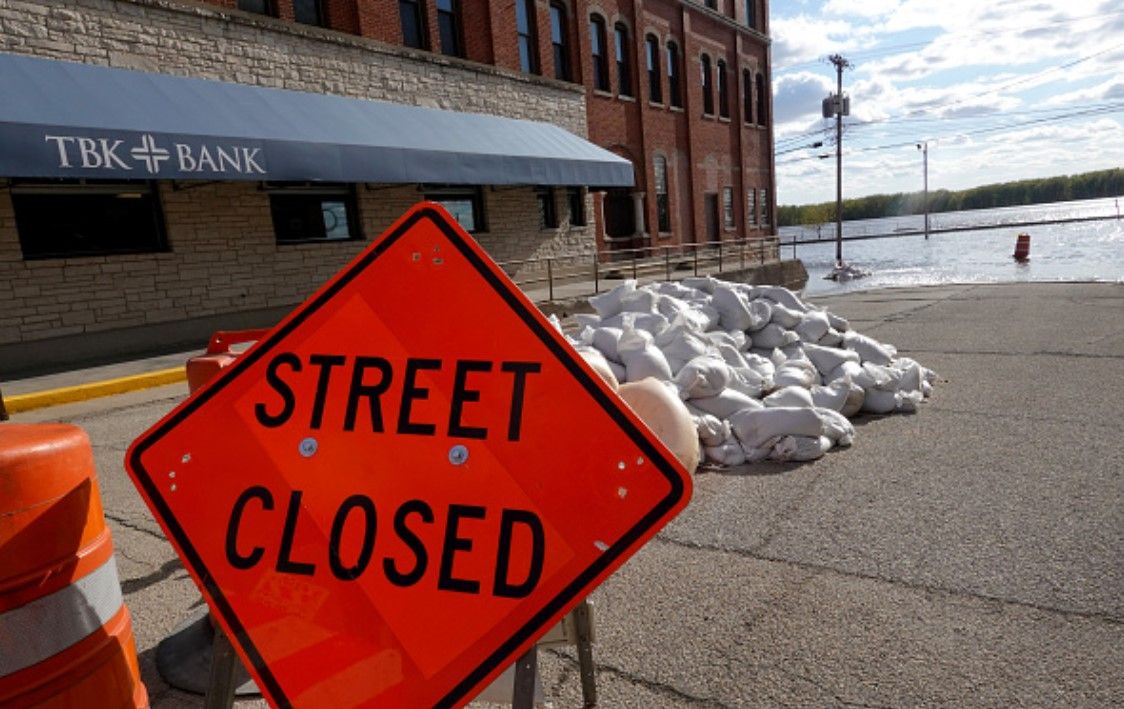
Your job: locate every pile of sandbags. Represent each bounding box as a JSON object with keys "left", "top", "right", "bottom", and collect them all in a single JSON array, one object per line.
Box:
[{"left": 558, "top": 278, "right": 936, "bottom": 470}]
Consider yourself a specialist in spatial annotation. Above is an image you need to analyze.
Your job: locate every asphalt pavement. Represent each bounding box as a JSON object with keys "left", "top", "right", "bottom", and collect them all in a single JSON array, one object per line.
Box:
[{"left": 11, "top": 281, "right": 1124, "bottom": 707}]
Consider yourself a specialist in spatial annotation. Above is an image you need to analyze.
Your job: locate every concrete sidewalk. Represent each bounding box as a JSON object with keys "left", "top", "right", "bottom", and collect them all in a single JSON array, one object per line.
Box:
[{"left": 8, "top": 281, "right": 1124, "bottom": 707}]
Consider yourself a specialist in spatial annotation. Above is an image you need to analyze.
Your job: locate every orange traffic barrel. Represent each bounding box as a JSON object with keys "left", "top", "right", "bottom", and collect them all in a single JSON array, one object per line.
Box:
[
  {"left": 185, "top": 328, "right": 268, "bottom": 393},
  {"left": 1013, "top": 232, "right": 1031, "bottom": 261},
  {"left": 0, "top": 423, "right": 147, "bottom": 709}
]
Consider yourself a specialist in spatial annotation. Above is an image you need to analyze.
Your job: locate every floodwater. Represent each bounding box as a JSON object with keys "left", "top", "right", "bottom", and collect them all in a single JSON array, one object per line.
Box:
[{"left": 779, "top": 197, "right": 1124, "bottom": 296}]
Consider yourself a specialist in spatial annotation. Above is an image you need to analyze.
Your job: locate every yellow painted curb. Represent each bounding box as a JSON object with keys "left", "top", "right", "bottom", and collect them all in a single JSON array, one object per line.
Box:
[{"left": 4, "top": 368, "right": 187, "bottom": 413}]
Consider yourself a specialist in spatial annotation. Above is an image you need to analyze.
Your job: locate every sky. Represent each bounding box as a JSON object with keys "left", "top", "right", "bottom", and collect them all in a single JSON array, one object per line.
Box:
[{"left": 769, "top": 0, "right": 1124, "bottom": 205}]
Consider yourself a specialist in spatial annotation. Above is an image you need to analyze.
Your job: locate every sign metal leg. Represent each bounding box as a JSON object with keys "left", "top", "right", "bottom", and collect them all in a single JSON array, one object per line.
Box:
[
  {"left": 512, "top": 644, "right": 538, "bottom": 709},
  {"left": 574, "top": 601, "right": 597, "bottom": 707},
  {"left": 204, "top": 628, "right": 239, "bottom": 709}
]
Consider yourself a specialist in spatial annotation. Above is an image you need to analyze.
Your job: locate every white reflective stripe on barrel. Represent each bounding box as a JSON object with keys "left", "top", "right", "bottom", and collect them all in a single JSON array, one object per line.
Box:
[{"left": 0, "top": 556, "right": 124, "bottom": 677}]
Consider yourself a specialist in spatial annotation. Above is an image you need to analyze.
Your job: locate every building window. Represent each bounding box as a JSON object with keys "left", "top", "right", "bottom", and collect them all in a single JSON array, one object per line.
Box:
[
  {"left": 517, "top": 0, "right": 540, "bottom": 74},
  {"left": 437, "top": 0, "right": 463, "bottom": 57},
  {"left": 425, "top": 186, "right": 486, "bottom": 233},
  {"left": 747, "top": 188, "right": 757, "bottom": 227},
  {"left": 614, "top": 24, "right": 632, "bottom": 97},
  {"left": 654, "top": 156, "right": 670, "bottom": 233},
  {"left": 11, "top": 180, "right": 167, "bottom": 260},
  {"left": 742, "top": 69, "right": 753, "bottom": 124},
  {"left": 237, "top": 0, "right": 275, "bottom": 15},
  {"left": 722, "top": 187, "right": 735, "bottom": 228},
  {"left": 756, "top": 72, "right": 767, "bottom": 126},
  {"left": 717, "top": 60, "right": 729, "bottom": 118},
  {"left": 293, "top": 0, "right": 325, "bottom": 26},
  {"left": 567, "top": 187, "right": 587, "bottom": 226},
  {"left": 745, "top": 0, "right": 756, "bottom": 28},
  {"left": 536, "top": 187, "right": 559, "bottom": 229},
  {"left": 400, "top": 0, "right": 427, "bottom": 49},
  {"left": 268, "top": 184, "right": 360, "bottom": 244},
  {"left": 701, "top": 54, "right": 714, "bottom": 115},
  {"left": 550, "top": 3, "right": 570, "bottom": 81},
  {"left": 645, "top": 35, "right": 662, "bottom": 103},
  {"left": 667, "top": 42, "right": 682, "bottom": 107},
  {"left": 590, "top": 16, "right": 609, "bottom": 91},
  {"left": 759, "top": 188, "right": 770, "bottom": 226},
  {"left": 705, "top": 0, "right": 717, "bottom": 9}
]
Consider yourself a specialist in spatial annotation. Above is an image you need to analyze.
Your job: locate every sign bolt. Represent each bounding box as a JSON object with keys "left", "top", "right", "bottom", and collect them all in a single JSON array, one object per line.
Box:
[
  {"left": 299, "top": 437, "right": 318, "bottom": 458},
  {"left": 448, "top": 445, "right": 469, "bottom": 466}
]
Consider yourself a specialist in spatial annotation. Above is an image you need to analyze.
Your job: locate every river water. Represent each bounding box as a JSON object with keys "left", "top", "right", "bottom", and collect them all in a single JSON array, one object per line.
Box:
[{"left": 779, "top": 197, "right": 1124, "bottom": 296}]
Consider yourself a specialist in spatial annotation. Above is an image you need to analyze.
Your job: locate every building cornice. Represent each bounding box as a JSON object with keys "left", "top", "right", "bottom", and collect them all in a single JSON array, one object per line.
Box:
[{"left": 677, "top": 0, "right": 771, "bottom": 45}]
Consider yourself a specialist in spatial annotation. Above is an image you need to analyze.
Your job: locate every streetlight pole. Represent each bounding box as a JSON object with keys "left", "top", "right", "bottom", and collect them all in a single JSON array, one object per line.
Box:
[
  {"left": 828, "top": 54, "right": 851, "bottom": 265},
  {"left": 917, "top": 141, "right": 929, "bottom": 239}
]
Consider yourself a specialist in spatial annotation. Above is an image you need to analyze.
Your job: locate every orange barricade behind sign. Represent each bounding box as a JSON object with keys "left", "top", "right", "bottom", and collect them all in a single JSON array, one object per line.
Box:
[{"left": 125, "top": 203, "right": 691, "bottom": 707}]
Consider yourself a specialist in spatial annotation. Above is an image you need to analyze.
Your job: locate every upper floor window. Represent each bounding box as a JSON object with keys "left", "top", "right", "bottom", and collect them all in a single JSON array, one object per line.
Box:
[
  {"left": 237, "top": 0, "right": 275, "bottom": 15},
  {"left": 293, "top": 0, "right": 325, "bottom": 26},
  {"left": 722, "top": 186, "right": 735, "bottom": 228},
  {"left": 700, "top": 54, "right": 714, "bottom": 115},
  {"left": 437, "top": 0, "right": 463, "bottom": 57},
  {"left": 717, "top": 59, "right": 729, "bottom": 118},
  {"left": 614, "top": 24, "right": 632, "bottom": 97},
  {"left": 742, "top": 69, "right": 753, "bottom": 124},
  {"left": 517, "top": 0, "right": 540, "bottom": 74},
  {"left": 756, "top": 72, "right": 767, "bottom": 125},
  {"left": 667, "top": 41, "right": 682, "bottom": 107},
  {"left": 536, "top": 187, "right": 559, "bottom": 229},
  {"left": 747, "top": 188, "right": 757, "bottom": 227},
  {"left": 400, "top": 0, "right": 427, "bottom": 49},
  {"left": 268, "top": 183, "right": 361, "bottom": 244},
  {"left": 550, "top": 3, "right": 571, "bottom": 81},
  {"left": 745, "top": 0, "right": 756, "bottom": 28},
  {"left": 704, "top": 0, "right": 717, "bottom": 9},
  {"left": 654, "top": 156, "right": 670, "bottom": 232},
  {"left": 425, "top": 186, "right": 487, "bottom": 233},
  {"left": 645, "top": 35, "right": 662, "bottom": 103},
  {"left": 759, "top": 187, "right": 770, "bottom": 226},
  {"left": 590, "top": 16, "right": 610, "bottom": 91}
]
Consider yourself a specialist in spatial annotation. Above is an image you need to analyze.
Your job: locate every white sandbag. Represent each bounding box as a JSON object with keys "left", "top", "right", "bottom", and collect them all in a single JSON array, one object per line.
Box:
[
  {"left": 768, "top": 302, "right": 803, "bottom": 328},
  {"left": 763, "top": 386, "right": 815, "bottom": 408},
  {"left": 749, "top": 347, "right": 787, "bottom": 368},
  {"left": 674, "top": 356, "right": 732, "bottom": 400},
  {"left": 654, "top": 325, "right": 710, "bottom": 373},
  {"left": 755, "top": 285, "right": 809, "bottom": 313},
  {"left": 826, "top": 311, "right": 849, "bottom": 332},
  {"left": 547, "top": 313, "right": 564, "bottom": 333},
  {"left": 816, "top": 407, "right": 854, "bottom": 446},
  {"left": 620, "top": 287, "right": 658, "bottom": 313},
  {"left": 865, "top": 362, "right": 903, "bottom": 391},
  {"left": 752, "top": 323, "right": 799, "bottom": 349},
  {"left": 574, "top": 313, "right": 602, "bottom": 330},
  {"left": 842, "top": 330, "right": 894, "bottom": 366},
  {"left": 921, "top": 380, "right": 933, "bottom": 398},
  {"left": 598, "top": 311, "right": 669, "bottom": 334},
  {"left": 770, "top": 435, "right": 832, "bottom": 462},
  {"left": 810, "top": 381, "right": 848, "bottom": 412},
  {"left": 802, "top": 342, "right": 861, "bottom": 377},
  {"left": 894, "top": 356, "right": 938, "bottom": 385},
  {"left": 608, "top": 359, "right": 627, "bottom": 384},
  {"left": 658, "top": 295, "right": 711, "bottom": 332},
  {"left": 794, "top": 310, "right": 831, "bottom": 343},
  {"left": 575, "top": 346, "right": 619, "bottom": 390},
  {"left": 690, "top": 390, "right": 764, "bottom": 420},
  {"left": 621, "top": 343, "right": 673, "bottom": 383},
  {"left": 778, "top": 343, "right": 810, "bottom": 363},
  {"left": 840, "top": 381, "right": 865, "bottom": 417},
  {"left": 827, "top": 360, "right": 864, "bottom": 385},
  {"left": 817, "top": 328, "right": 844, "bottom": 347},
  {"left": 705, "top": 439, "right": 746, "bottom": 466},
  {"left": 712, "top": 286, "right": 771, "bottom": 332},
  {"left": 897, "top": 390, "right": 923, "bottom": 413},
  {"left": 897, "top": 361, "right": 924, "bottom": 395},
  {"left": 729, "top": 406, "right": 825, "bottom": 449},
  {"left": 716, "top": 343, "right": 749, "bottom": 369},
  {"left": 694, "top": 414, "right": 731, "bottom": 448},
  {"left": 741, "top": 443, "right": 774, "bottom": 462},
  {"left": 703, "top": 330, "right": 749, "bottom": 351},
  {"left": 589, "top": 280, "right": 636, "bottom": 318},
  {"left": 618, "top": 379, "right": 699, "bottom": 472},
  {"left": 741, "top": 352, "right": 777, "bottom": 379},
  {"left": 682, "top": 276, "right": 717, "bottom": 294},
  {"left": 773, "top": 361, "right": 818, "bottom": 390},
  {"left": 591, "top": 327, "right": 625, "bottom": 363},
  {"left": 860, "top": 388, "right": 900, "bottom": 414}
]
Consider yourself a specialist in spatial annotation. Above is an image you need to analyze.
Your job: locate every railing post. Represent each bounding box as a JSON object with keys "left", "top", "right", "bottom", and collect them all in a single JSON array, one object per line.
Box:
[
  {"left": 547, "top": 258, "right": 554, "bottom": 302},
  {"left": 739, "top": 239, "right": 745, "bottom": 271},
  {"left": 717, "top": 240, "right": 723, "bottom": 272},
  {"left": 631, "top": 250, "right": 638, "bottom": 280},
  {"left": 664, "top": 248, "right": 671, "bottom": 281},
  {"left": 693, "top": 245, "right": 698, "bottom": 276},
  {"left": 593, "top": 254, "right": 599, "bottom": 294}
]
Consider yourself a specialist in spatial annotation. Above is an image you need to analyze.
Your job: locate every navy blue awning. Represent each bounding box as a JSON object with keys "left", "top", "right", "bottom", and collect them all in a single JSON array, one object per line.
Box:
[{"left": 0, "top": 53, "right": 633, "bottom": 187}]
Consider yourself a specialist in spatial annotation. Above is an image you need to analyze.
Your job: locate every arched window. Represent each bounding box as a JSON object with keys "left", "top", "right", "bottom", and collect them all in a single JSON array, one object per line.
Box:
[
  {"left": 399, "top": 0, "right": 427, "bottom": 49},
  {"left": 742, "top": 69, "right": 753, "bottom": 124},
  {"left": 614, "top": 23, "right": 632, "bottom": 97},
  {"left": 516, "top": 0, "right": 539, "bottom": 74},
  {"left": 701, "top": 54, "right": 714, "bottom": 115},
  {"left": 667, "top": 41, "right": 682, "bottom": 108},
  {"left": 550, "top": 3, "right": 570, "bottom": 80},
  {"left": 646, "top": 35, "right": 662, "bottom": 103},
  {"left": 756, "top": 72, "right": 767, "bottom": 125},
  {"left": 437, "top": 0, "right": 463, "bottom": 57},
  {"left": 590, "top": 15, "right": 609, "bottom": 91},
  {"left": 717, "top": 59, "right": 729, "bottom": 118},
  {"left": 654, "top": 155, "right": 670, "bottom": 232}
]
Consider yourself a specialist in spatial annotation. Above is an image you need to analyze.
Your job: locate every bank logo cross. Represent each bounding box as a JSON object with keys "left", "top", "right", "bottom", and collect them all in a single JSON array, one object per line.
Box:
[{"left": 130, "top": 134, "right": 170, "bottom": 174}]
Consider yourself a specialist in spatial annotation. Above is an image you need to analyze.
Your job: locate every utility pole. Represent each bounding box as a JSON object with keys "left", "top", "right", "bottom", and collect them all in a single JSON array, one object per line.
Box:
[
  {"left": 827, "top": 54, "right": 851, "bottom": 266},
  {"left": 917, "top": 141, "right": 930, "bottom": 239}
]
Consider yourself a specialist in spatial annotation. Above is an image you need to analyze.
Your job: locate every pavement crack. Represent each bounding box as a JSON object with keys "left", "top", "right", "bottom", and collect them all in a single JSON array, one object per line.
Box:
[
  {"left": 748, "top": 472, "right": 826, "bottom": 555},
  {"left": 766, "top": 664, "right": 892, "bottom": 708},
  {"left": 120, "top": 557, "right": 185, "bottom": 595},
  {"left": 542, "top": 647, "right": 729, "bottom": 707},
  {"left": 104, "top": 512, "right": 168, "bottom": 543},
  {"left": 652, "top": 537, "right": 1123, "bottom": 626}
]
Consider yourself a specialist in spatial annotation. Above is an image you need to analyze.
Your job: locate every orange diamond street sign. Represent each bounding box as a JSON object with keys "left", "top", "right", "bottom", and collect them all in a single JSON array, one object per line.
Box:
[{"left": 125, "top": 203, "right": 692, "bottom": 707}]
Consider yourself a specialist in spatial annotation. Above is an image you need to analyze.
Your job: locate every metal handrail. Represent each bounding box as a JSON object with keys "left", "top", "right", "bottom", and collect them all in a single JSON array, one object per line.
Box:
[{"left": 500, "top": 236, "right": 780, "bottom": 301}]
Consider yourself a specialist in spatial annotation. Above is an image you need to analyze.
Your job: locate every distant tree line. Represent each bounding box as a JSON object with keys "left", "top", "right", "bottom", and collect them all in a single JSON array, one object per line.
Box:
[{"left": 777, "top": 168, "right": 1124, "bottom": 226}]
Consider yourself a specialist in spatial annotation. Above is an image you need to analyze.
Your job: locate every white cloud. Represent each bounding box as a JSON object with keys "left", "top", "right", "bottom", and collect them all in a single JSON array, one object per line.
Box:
[
  {"left": 822, "top": 0, "right": 901, "bottom": 19},
  {"left": 773, "top": 72, "right": 834, "bottom": 123}
]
